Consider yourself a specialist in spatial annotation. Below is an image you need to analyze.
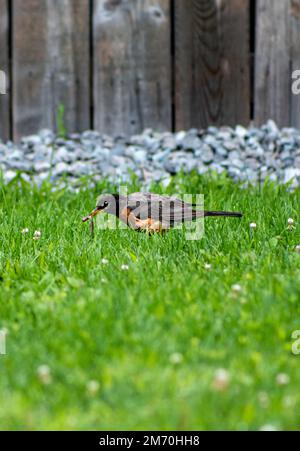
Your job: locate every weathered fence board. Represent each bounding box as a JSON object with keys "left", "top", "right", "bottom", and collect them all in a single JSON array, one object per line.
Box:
[
  {"left": 0, "top": 0, "right": 10, "bottom": 141},
  {"left": 174, "top": 0, "right": 250, "bottom": 130},
  {"left": 290, "top": 0, "right": 300, "bottom": 128},
  {"left": 0, "top": 0, "right": 300, "bottom": 140},
  {"left": 13, "top": 0, "right": 90, "bottom": 140},
  {"left": 255, "top": 0, "right": 291, "bottom": 127},
  {"left": 93, "top": 0, "right": 172, "bottom": 136}
]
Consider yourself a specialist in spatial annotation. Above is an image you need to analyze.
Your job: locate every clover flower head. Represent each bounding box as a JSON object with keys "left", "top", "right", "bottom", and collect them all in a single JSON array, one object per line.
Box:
[
  {"left": 231, "top": 284, "right": 242, "bottom": 293},
  {"left": 212, "top": 368, "right": 230, "bottom": 392},
  {"left": 37, "top": 365, "right": 52, "bottom": 385},
  {"left": 169, "top": 352, "right": 183, "bottom": 365},
  {"left": 33, "top": 230, "right": 42, "bottom": 241},
  {"left": 121, "top": 265, "right": 129, "bottom": 271},
  {"left": 86, "top": 380, "right": 100, "bottom": 395}
]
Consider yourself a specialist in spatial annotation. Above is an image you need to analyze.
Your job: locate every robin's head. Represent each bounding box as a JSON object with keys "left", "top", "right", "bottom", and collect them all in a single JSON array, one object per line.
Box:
[{"left": 82, "top": 194, "right": 119, "bottom": 222}]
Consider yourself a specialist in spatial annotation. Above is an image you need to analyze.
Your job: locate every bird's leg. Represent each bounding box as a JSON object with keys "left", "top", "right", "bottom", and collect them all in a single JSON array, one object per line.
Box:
[
  {"left": 90, "top": 217, "right": 95, "bottom": 236},
  {"left": 148, "top": 221, "right": 168, "bottom": 233},
  {"left": 140, "top": 219, "right": 167, "bottom": 234}
]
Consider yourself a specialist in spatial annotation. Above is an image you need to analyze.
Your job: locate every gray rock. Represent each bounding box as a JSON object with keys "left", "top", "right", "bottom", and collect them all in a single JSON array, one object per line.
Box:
[
  {"left": 34, "top": 161, "right": 51, "bottom": 173},
  {"left": 181, "top": 133, "right": 201, "bottom": 150},
  {"left": 204, "top": 135, "right": 218, "bottom": 148},
  {"left": 218, "top": 130, "right": 232, "bottom": 141},
  {"left": 4, "top": 170, "right": 17, "bottom": 183},
  {"left": 53, "top": 162, "right": 70, "bottom": 177},
  {"left": 53, "top": 147, "right": 74, "bottom": 164},
  {"left": 161, "top": 134, "right": 176, "bottom": 150},
  {"left": 133, "top": 150, "right": 147, "bottom": 164},
  {"left": 70, "top": 161, "right": 94, "bottom": 176},
  {"left": 266, "top": 119, "right": 279, "bottom": 135},
  {"left": 55, "top": 137, "right": 67, "bottom": 147},
  {"left": 230, "top": 158, "right": 244, "bottom": 170},
  {"left": 207, "top": 126, "right": 218, "bottom": 135},
  {"left": 152, "top": 149, "right": 171, "bottom": 163},
  {"left": 245, "top": 158, "right": 259, "bottom": 170},
  {"left": 21, "top": 135, "right": 42, "bottom": 148},
  {"left": 284, "top": 168, "right": 300, "bottom": 184},
  {"left": 228, "top": 150, "right": 240, "bottom": 161},
  {"left": 7, "top": 160, "right": 32, "bottom": 172},
  {"left": 111, "top": 143, "right": 126, "bottom": 156},
  {"left": 81, "top": 130, "right": 101, "bottom": 141},
  {"left": 164, "top": 159, "right": 178, "bottom": 174},
  {"left": 235, "top": 125, "right": 248, "bottom": 139},
  {"left": 295, "top": 156, "right": 300, "bottom": 168},
  {"left": 215, "top": 145, "right": 228, "bottom": 158},
  {"left": 201, "top": 148, "right": 214, "bottom": 164},
  {"left": 8, "top": 150, "right": 23, "bottom": 161},
  {"left": 39, "top": 129, "right": 55, "bottom": 145},
  {"left": 110, "top": 155, "right": 128, "bottom": 168},
  {"left": 175, "top": 131, "right": 186, "bottom": 146}
]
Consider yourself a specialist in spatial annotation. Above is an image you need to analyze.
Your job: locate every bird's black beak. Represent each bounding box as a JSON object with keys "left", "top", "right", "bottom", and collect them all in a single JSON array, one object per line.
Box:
[{"left": 82, "top": 206, "right": 103, "bottom": 223}]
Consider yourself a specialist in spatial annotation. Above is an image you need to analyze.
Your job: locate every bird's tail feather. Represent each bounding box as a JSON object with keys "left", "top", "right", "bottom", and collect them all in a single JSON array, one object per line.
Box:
[{"left": 203, "top": 211, "right": 243, "bottom": 218}]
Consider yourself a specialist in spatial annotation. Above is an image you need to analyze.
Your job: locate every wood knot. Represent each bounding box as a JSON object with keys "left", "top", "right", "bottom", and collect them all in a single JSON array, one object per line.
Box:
[{"left": 148, "top": 6, "right": 165, "bottom": 22}]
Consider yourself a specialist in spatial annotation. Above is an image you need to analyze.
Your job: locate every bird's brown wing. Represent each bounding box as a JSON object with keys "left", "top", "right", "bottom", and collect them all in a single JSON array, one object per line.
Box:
[{"left": 127, "top": 193, "right": 201, "bottom": 226}]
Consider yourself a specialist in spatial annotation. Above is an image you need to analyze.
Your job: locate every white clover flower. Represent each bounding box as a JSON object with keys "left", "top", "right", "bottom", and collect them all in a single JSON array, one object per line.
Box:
[
  {"left": 283, "top": 396, "right": 295, "bottom": 408},
  {"left": 231, "top": 284, "right": 242, "bottom": 293},
  {"left": 86, "top": 380, "right": 100, "bottom": 395},
  {"left": 288, "top": 218, "right": 295, "bottom": 226},
  {"left": 250, "top": 222, "right": 257, "bottom": 229},
  {"left": 204, "top": 263, "right": 212, "bottom": 271},
  {"left": 295, "top": 245, "right": 300, "bottom": 253},
  {"left": 259, "top": 424, "right": 278, "bottom": 432},
  {"left": 169, "top": 352, "right": 183, "bottom": 365},
  {"left": 101, "top": 258, "right": 109, "bottom": 265},
  {"left": 33, "top": 230, "right": 42, "bottom": 241},
  {"left": 21, "top": 228, "right": 29, "bottom": 234},
  {"left": 37, "top": 365, "right": 52, "bottom": 385},
  {"left": 258, "top": 391, "right": 269, "bottom": 408},
  {"left": 212, "top": 368, "right": 230, "bottom": 392},
  {"left": 121, "top": 265, "right": 129, "bottom": 271},
  {"left": 276, "top": 373, "right": 290, "bottom": 386}
]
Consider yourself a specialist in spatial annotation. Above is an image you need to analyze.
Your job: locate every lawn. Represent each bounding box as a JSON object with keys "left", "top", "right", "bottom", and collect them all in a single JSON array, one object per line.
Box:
[{"left": 0, "top": 172, "right": 300, "bottom": 431}]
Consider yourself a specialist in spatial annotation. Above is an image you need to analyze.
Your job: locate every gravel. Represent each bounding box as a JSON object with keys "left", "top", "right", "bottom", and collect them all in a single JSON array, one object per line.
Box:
[{"left": 1, "top": 120, "right": 300, "bottom": 190}]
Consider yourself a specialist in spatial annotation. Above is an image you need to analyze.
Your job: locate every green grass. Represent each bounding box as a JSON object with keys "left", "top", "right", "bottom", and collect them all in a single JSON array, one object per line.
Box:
[{"left": 0, "top": 172, "right": 300, "bottom": 431}]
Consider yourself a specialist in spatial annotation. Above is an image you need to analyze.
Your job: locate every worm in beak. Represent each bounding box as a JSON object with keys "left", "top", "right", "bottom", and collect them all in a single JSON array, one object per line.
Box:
[{"left": 82, "top": 206, "right": 103, "bottom": 223}]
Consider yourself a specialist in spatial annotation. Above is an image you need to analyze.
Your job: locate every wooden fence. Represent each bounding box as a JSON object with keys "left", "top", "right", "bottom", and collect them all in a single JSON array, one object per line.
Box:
[{"left": 0, "top": 0, "right": 300, "bottom": 141}]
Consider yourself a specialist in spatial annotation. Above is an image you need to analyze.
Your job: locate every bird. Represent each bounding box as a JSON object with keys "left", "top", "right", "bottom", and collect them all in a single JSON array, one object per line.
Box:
[{"left": 82, "top": 193, "right": 243, "bottom": 233}]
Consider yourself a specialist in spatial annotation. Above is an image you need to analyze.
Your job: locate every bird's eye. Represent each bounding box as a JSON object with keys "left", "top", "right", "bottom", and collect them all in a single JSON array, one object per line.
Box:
[{"left": 103, "top": 201, "right": 109, "bottom": 208}]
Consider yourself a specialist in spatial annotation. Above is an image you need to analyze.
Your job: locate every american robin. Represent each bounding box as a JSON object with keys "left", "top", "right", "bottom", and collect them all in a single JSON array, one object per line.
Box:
[{"left": 82, "top": 193, "right": 242, "bottom": 233}]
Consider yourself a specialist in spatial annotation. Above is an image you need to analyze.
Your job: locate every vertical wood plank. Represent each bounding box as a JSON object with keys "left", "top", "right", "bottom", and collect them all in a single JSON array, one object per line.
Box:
[
  {"left": 290, "top": 0, "right": 300, "bottom": 128},
  {"left": 13, "top": 0, "right": 90, "bottom": 140},
  {"left": 174, "top": 0, "right": 250, "bottom": 130},
  {"left": 255, "top": 0, "right": 290, "bottom": 127},
  {"left": 93, "top": 0, "right": 172, "bottom": 136},
  {"left": 0, "top": 0, "right": 10, "bottom": 141}
]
